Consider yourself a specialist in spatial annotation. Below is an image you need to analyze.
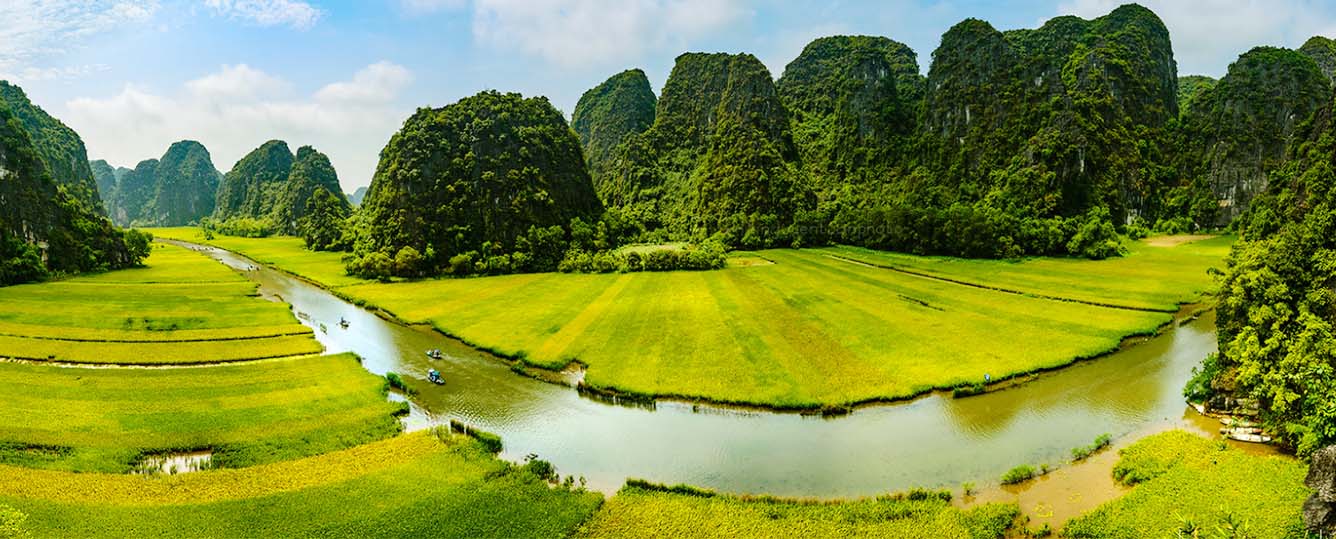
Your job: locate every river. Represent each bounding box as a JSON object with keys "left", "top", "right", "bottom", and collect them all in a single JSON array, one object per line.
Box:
[{"left": 189, "top": 241, "right": 1221, "bottom": 499}]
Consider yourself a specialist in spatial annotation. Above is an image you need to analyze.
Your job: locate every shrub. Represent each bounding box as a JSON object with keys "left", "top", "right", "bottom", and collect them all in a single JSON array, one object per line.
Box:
[
  {"left": 384, "top": 372, "right": 411, "bottom": 394},
  {"left": 1000, "top": 464, "right": 1037, "bottom": 485},
  {"left": 1071, "top": 433, "right": 1115, "bottom": 462}
]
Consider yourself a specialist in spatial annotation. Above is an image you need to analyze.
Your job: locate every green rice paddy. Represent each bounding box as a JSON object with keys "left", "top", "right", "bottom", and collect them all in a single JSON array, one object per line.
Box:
[
  {"left": 0, "top": 242, "right": 321, "bottom": 364},
  {"left": 1063, "top": 430, "right": 1309, "bottom": 538},
  {"left": 149, "top": 227, "right": 364, "bottom": 287},
  {"left": 0, "top": 430, "right": 604, "bottom": 538},
  {"left": 0, "top": 353, "right": 403, "bottom": 472}
]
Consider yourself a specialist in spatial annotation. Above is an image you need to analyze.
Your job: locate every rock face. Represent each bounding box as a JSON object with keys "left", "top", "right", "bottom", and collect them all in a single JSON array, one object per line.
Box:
[
  {"left": 0, "top": 81, "right": 104, "bottom": 214},
  {"left": 604, "top": 52, "right": 811, "bottom": 247},
  {"left": 100, "top": 141, "right": 221, "bottom": 227},
  {"left": 1182, "top": 46, "right": 1329, "bottom": 223},
  {"left": 1304, "top": 445, "right": 1336, "bottom": 534},
  {"left": 357, "top": 90, "right": 601, "bottom": 260},
  {"left": 571, "top": 68, "right": 656, "bottom": 198},
  {"left": 1300, "top": 36, "right": 1336, "bottom": 83},
  {"left": 921, "top": 4, "right": 1179, "bottom": 222},
  {"left": 777, "top": 35, "right": 921, "bottom": 196}
]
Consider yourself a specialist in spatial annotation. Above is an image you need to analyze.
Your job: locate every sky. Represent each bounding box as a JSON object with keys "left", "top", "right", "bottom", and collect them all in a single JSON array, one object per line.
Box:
[{"left": 3, "top": 0, "right": 1336, "bottom": 192}]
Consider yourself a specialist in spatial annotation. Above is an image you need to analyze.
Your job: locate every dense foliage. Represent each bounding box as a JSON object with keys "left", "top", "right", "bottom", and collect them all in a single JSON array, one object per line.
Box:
[
  {"left": 571, "top": 68, "right": 656, "bottom": 196},
  {"left": 602, "top": 53, "right": 813, "bottom": 248},
  {"left": 1175, "top": 75, "right": 1216, "bottom": 111},
  {"left": 211, "top": 141, "right": 349, "bottom": 241},
  {"left": 352, "top": 91, "right": 603, "bottom": 278},
  {"left": 0, "top": 82, "right": 102, "bottom": 214},
  {"left": 1200, "top": 86, "right": 1336, "bottom": 456},
  {"left": 101, "top": 141, "right": 221, "bottom": 226},
  {"left": 1300, "top": 36, "right": 1336, "bottom": 83},
  {"left": 0, "top": 84, "right": 147, "bottom": 285},
  {"left": 1180, "top": 47, "right": 1329, "bottom": 224},
  {"left": 777, "top": 35, "right": 920, "bottom": 201}
]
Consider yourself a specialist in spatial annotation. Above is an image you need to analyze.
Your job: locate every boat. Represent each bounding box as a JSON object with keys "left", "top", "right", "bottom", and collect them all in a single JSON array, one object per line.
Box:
[
  {"left": 338, "top": 317, "right": 349, "bottom": 329},
  {"left": 425, "top": 349, "right": 443, "bottom": 360},
  {"left": 428, "top": 369, "right": 445, "bottom": 385}
]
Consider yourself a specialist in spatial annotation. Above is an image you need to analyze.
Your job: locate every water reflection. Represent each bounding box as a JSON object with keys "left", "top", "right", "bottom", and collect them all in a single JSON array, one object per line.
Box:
[{"left": 180, "top": 241, "right": 1223, "bottom": 499}]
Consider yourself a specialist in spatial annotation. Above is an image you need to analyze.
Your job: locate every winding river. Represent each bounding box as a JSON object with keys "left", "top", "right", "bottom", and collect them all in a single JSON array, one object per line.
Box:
[{"left": 190, "top": 241, "right": 1219, "bottom": 499}]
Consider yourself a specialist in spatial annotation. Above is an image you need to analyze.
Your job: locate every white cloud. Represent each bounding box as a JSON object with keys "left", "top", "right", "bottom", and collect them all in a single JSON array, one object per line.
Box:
[
  {"left": 65, "top": 62, "right": 415, "bottom": 190},
  {"left": 0, "top": 1, "right": 158, "bottom": 82},
  {"left": 314, "top": 61, "right": 414, "bottom": 103},
  {"left": 472, "top": 0, "right": 751, "bottom": 68},
  {"left": 1056, "top": 0, "right": 1336, "bottom": 76},
  {"left": 203, "top": 0, "right": 322, "bottom": 30}
]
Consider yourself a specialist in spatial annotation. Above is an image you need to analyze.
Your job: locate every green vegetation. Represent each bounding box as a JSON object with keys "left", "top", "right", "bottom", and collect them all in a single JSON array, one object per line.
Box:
[
  {"left": 1300, "top": 35, "right": 1336, "bottom": 82},
  {"left": 1177, "top": 75, "right": 1217, "bottom": 112},
  {"left": 822, "top": 235, "right": 1231, "bottom": 311},
  {"left": 353, "top": 90, "right": 604, "bottom": 278},
  {"left": 1198, "top": 61, "right": 1336, "bottom": 455},
  {"left": 211, "top": 141, "right": 350, "bottom": 239},
  {"left": 999, "top": 465, "right": 1037, "bottom": 485},
  {"left": 0, "top": 430, "right": 603, "bottom": 538},
  {"left": 0, "top": 82, "right": 148, "bottom": 284},
  {"left": 1181, "top": 46, "right": 1329, "bottom": 224},
  {"left": 1064, "top": 431, "right": 1308, "bottom": 538},
  {"left": 101, "top": 140, "right": 221, "bottom": 227},
  {"left": 603, "top": 52, "right": 810, "bottom": 249},
  {"left": 0, "top": 353, "right": 401, "bottom": 472},
  {"left": 572, "top": 68, "right": 656, "bottom": 195},
  {"left": 577, "top": 481, "right": 1016, "bottom": 539},
  {"left": 1070, "top": 433, "right": 1113, "bottom": 462},
  {"left": 0, "top": 82, "right": 101, "bottom": 212},
  {"left": 0, "top": 242, "right": 322, "bottom": 364}
]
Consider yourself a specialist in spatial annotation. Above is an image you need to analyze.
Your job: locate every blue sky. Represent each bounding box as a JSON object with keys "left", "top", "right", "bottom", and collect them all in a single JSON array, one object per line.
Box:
[{"left": 4, "top": 0, "right": 1335, "bottom": 191}]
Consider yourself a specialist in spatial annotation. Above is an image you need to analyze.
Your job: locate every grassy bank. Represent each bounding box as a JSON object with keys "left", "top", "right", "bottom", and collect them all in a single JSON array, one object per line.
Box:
[
  {"left": 143, "top": 229, "right": 1224, "bottom": 408},
  {"left": 0, "top": 242, "right": 321, "bottom": 364},
  {"left": 0, "top": 353, "right": 404, "bottom": 472},
  {"left": 1063, "top": 431, "right": 1309, "bottom": 538},
  {"left": 0, "top": 430, "right": 603, "bottom": 538},
  {"left": 577, "top": 482, "right": 1017, "bottom": 539}
]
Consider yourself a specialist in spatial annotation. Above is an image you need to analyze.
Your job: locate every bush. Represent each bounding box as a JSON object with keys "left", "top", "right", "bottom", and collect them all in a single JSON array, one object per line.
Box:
[
  {"left": 1071, "top": 433, "right": 1113, "bottom": 462},
  {"left": 384, "top": 372, "right": 412, "bottom": 394},
  {"left": 392, "top": 246, "right": 423, "bottom": 277},
  {"left": 1000, "top": 464, "right": 1037, "bottom": 485}
]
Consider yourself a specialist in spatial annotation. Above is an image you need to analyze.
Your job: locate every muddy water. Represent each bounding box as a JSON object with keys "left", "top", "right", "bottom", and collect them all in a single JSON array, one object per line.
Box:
[{"left": 185, "top": 242, "right": 1230, "bottom": 499}]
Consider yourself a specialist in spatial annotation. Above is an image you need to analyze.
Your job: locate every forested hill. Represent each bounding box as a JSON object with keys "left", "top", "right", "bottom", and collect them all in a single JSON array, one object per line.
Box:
[
  {"left": 100, "top": 140, "right": 222, "bottom": 227},
  {"left": 1203, "top": 62, "right": 1336, "bottom": 457},
  {"left": 571, "top": 68, "right": 656, "bottom": 199},
  {"left": 0, "top": 84, "right": 148, "bottom": 285},
  {"left": 0, "top": 82, "right": 104, "bottom": 214},
  {"left": 1181, "top": 47, "right": 1329, "bottom": 224},
  {"left": 601, "top": 52, "right": 812, "bottom": 249},
  {"left": 777, "top": 35, "right": 921, "bottom": 200},
  {"left": 211, "top": 141, "right": 349, "bottom": 236},
  {"left": 351, "top": 91, "right": 602, "bottom": 277}
]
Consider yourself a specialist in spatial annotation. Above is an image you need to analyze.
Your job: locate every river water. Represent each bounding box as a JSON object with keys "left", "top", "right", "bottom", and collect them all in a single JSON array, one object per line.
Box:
[{"left": 191, "top": 242, "right": 1220, "bottom": 499}]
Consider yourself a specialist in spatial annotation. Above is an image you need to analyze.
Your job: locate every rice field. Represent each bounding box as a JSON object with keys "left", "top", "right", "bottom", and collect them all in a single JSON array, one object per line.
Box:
[
  {"left": 342, "top": 249, "right": 1171, "bottom": 408},
  {"left": 0, "top": 353, "right": 404, "bottom": 472},
  {"left": 0, "top": 242, "right": 321, "bottom": 364},
  {"left": 0, "top": 430, "right": 604, "bottom": 538},
  {"left": 821, "top": 235, "right": 1232, "bottom": 312},
  {"left": 577, "top": 482, "right": 1017, "bottom": 539},
  {"left": 1063, "top": 431, "right": 1309, "bottom": 538},
  {"left": 138, "top": 231, "right": 1228, "bottom": 408}
]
